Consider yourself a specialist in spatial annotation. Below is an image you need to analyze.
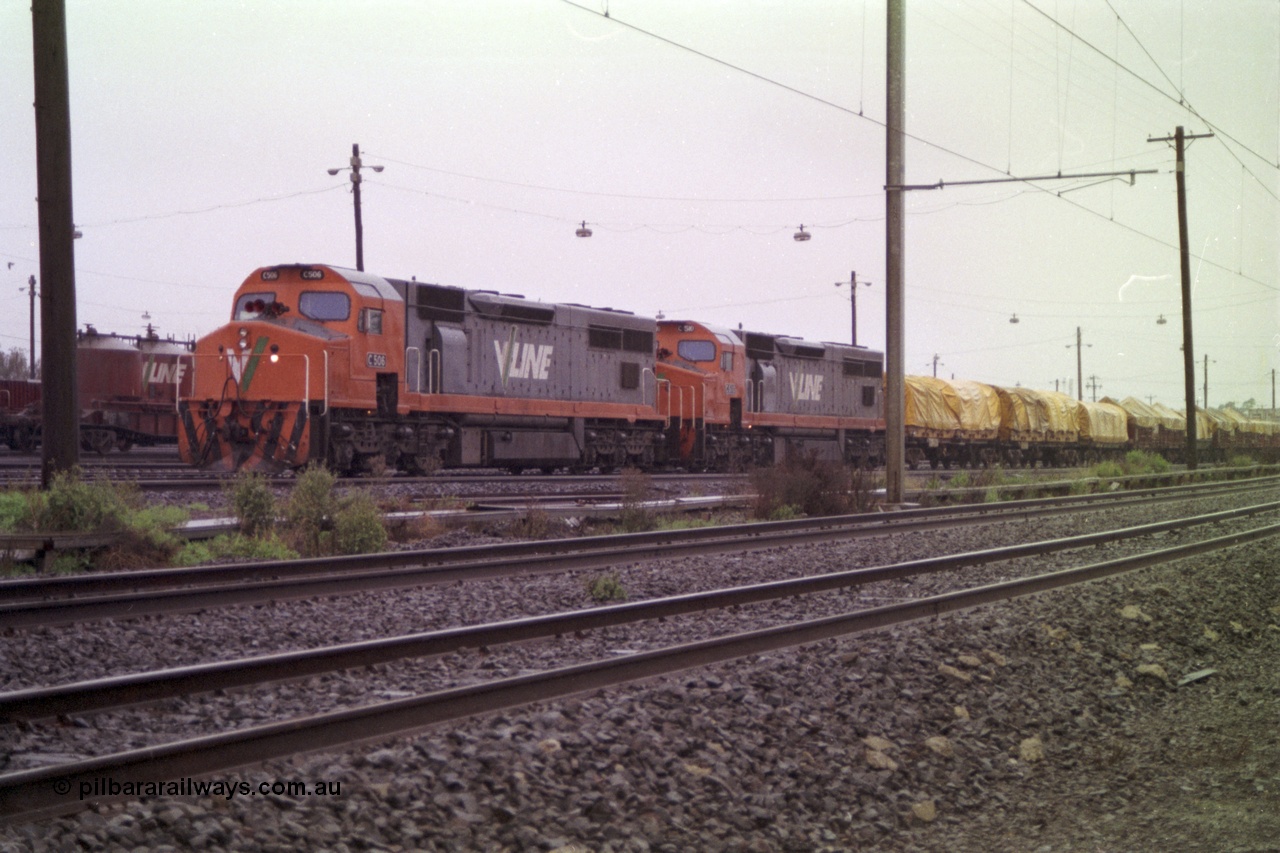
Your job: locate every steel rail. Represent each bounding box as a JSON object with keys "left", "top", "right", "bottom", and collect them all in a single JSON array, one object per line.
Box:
[
  {"left": 1, "top": 482, "right": 1276, "bottom": 630},
  {"left": 3, "top": 473, "right": 1273, "bottom": 604},
  {"left": 3, "top": 499, "right": 1278, "bottom": 721},
  {"left": 1, "top": 520, "right": 1277, "bottom": 822}
]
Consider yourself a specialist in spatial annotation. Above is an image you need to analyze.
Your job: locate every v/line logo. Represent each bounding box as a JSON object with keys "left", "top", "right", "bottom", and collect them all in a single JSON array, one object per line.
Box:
[
  {"left": 227, "top": 337, "right": 269, "bottom": 391},
  {"left": 495, "top": 336, "right": 553, "bottom": 383},
  {"left": 142, "top": 359, "right": 188, "bottom": 387},
  {"left": 789, "top": 371, "right": 824, "bottom": 402}
]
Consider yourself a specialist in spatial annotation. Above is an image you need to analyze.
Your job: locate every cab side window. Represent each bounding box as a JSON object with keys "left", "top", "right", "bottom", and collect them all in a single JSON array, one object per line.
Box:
[
  {"left": 677, "top": 340, "right": 716, "bottom": 362},
  {"left": 299, "top": 291, "right": 351, "bottom": 321},
  {"left": 358, "top": 308, "right": 383, "bottom": 335}
]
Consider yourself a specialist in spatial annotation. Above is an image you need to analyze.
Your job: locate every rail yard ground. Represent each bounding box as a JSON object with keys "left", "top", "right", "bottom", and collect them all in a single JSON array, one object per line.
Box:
[{"left": 1, "top": 480, "right": 1278, "bottom": 851}]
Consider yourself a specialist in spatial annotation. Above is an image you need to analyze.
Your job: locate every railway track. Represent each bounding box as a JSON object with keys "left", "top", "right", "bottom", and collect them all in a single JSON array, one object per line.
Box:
[
  {"left": 1, "top": 477, "right": 1277, "bottom": 821},
  {"left": 3, "top": 476, "right": 1277, "bottom": 630}
]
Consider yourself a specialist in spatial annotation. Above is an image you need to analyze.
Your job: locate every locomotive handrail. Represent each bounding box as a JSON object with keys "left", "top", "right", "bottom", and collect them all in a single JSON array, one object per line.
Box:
[
  {"left": 405, "top": 347, "right": 422, "bottom": 394},
  {"left": 270, "top": 354, "right": 312, "bottom": 413},
  {"left": 699, "top": 375, "right": 711, "bottom": 460},
  {"left": 427, "top": 348, "right": 441, "bottom": 395},
  {"left": 178, "top": 352, "right": 314, "bottom": 414}
]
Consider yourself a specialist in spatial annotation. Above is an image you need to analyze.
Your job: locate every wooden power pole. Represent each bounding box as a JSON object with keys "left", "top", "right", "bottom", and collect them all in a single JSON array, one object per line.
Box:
[{"left": 31, "top": 0, "right": 80, "bottom": 485}]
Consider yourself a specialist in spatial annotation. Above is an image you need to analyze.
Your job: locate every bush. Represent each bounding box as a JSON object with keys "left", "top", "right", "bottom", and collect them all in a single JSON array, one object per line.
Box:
[
  {"left": 749, "top": 453, "right": 853, "bottom": 520},
  {"left": 1090, "top": 460, "right": 1125, "bottom": 479},
  {"left": 2, "top": 470, "right": 190, "bottom": 570},
  {"left": 19, "top": 468, "right": 131, "bottom": 533},
  {"left": 280, "top": 465, "right": 388, "bottom": 557},
  {"left": 282, "top": 464, "right": 338, "bottom": 557},
  {"left": 1122, "top": 450, "right": 1170, "bottom": 475},
  {"left": 331, "top": 491, "right": 388, "bottom": 555},
  {"left": 226, "top": 470, "right": 276, "bottom": 537}
]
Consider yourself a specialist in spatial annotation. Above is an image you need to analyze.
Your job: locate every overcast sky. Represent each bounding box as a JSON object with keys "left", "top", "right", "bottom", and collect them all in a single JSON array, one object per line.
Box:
[{"left": 2, "top": 1, "right": 1277, "bottom": 408}]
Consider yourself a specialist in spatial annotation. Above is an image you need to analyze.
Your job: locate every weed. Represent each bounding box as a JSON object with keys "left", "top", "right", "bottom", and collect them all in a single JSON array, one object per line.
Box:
[
  {"left": 512, "top": 507, "right": 554, "bottom": 540},
  {"left": 386, "top": 512, "right": 445, "bottom": 544},
  {"left": 654, "top": 516, "right": 715, "bottom": 531},
  {"left": 50, "top": 552, "right": 91, "bottom": 574},
  {"left": 1068, "top": 478, "right": 1095, "bottom": 496},
  {"left": 586, "top": 574, "right": 628, "bottom": 602},
  {"left": 174, "top": 534, "right": 298, "bottom": 567},
  {"left": 618, "top": 468, "right": 655, "bottom": 532},
  {"left": 0, "top": 492, "right": 29, "bottom": 532},
  {"left": 226, "top": 470, "right": 277, "bottom": 537}
]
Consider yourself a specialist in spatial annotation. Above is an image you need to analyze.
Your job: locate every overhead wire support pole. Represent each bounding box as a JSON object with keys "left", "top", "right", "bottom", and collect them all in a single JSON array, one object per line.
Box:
[
  {"left": 1148, "top": 126, "right": 1214, "bottom": 470},
  {"left": 884, "top": 0, "right": 905, "bottom": 506}
]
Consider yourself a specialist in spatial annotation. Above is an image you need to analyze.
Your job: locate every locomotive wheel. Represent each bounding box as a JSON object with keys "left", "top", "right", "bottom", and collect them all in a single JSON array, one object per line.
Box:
[
  {"left": 116, "top": 437, "right": 135, "bottom": 453},
  {"left": 12, "top": 427, "right": 36, "bottom": 453},
  {"left": 90, "top": 430, "right": 116, "bottom": 455}
]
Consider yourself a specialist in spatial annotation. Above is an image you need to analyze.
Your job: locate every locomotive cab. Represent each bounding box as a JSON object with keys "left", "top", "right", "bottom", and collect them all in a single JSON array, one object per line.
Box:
[
  {"left": 656, "top": 320, "right": 747, "bottom": 467},
  {"left": 180, "top": 264, "right": 407, "bottom": 471}
]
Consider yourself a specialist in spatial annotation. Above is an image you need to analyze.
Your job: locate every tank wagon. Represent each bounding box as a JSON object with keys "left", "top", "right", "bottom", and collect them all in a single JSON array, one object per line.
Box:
[{"left": 0, "top": 328, "right": 193, "bottom": 453}]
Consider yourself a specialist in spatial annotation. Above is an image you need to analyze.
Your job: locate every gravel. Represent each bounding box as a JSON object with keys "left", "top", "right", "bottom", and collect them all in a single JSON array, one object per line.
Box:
[{"left": 2, "top": 485, "right": 1278, "bottom": 851}]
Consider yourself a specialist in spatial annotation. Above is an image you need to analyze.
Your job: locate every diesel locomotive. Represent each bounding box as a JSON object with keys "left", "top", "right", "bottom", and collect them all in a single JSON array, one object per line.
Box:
[{"left": 177, "top": 264, "right": 885, "bottom": 473}]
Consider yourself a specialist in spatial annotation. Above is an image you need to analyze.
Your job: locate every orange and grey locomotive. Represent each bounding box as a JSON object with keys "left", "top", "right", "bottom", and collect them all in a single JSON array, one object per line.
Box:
[
  {"left": 178, "top": 264, "right": 672, "bottom": 473},
  {"left": 178, "top": 263, "right": 889, "bottom": 474}
]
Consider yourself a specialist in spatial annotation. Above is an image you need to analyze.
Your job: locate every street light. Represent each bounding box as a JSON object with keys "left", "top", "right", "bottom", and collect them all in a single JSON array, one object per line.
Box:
[
  {"left": 834, "top": 271, "right": 872, "bottom": 346},
  {"left": 21, "top": 275, "right": 38, "bottom": 379},
  {"left": 327, "top": 143, "right": 384, "bottom": 272}
]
